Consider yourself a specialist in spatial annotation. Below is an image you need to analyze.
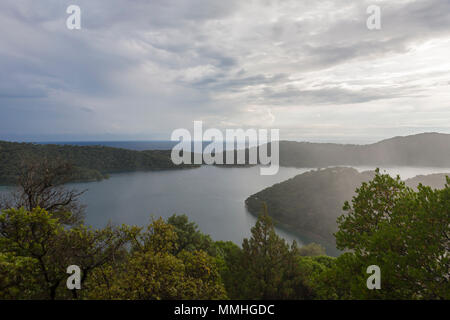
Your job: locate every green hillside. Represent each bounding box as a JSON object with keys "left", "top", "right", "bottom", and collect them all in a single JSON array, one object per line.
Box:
[{"left": 0, "top": 141, "right": 197, "bottom": 184}]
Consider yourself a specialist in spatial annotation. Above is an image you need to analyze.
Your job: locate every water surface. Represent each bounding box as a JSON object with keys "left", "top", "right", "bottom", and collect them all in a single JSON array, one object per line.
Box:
[{"left": 71, "top": 166, "right": 311, "bottom": 246}]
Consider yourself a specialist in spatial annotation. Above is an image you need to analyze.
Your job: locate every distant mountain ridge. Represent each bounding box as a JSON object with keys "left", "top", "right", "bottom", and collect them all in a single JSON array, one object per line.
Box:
[
  {"left": 278, "top": 132, "right": 450, "bottom": 167},
  {"left": 192, "top": 132, "right": 450, "bottom": 168}
]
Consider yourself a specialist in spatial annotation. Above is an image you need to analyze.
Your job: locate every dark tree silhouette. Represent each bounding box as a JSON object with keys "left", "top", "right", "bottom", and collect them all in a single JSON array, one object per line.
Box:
[{"left": 0, "top": 158, "right": 86, "bottom": 225}]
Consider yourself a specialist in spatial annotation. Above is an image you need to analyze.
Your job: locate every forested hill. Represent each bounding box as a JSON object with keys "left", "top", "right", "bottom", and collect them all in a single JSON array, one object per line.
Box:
[
  {"left": 404, "top": 173, "right": 450, "bottom": 190},
  {"left": 278, "top": 132, "right": 450, "bottom": 167},
  {"left": 0, "top": 141, "right": 197, "bottom": 184},
  {"left": 245, "top": 167, "right": 450, "bottom": 256}
]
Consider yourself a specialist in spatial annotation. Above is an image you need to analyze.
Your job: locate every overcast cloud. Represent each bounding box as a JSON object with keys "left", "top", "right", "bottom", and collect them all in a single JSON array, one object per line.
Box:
[{"left": 1, "top": 0, "right": 450, "bottom": 142}]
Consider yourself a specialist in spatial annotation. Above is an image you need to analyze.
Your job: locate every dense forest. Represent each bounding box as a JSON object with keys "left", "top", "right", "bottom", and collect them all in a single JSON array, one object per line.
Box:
[
  {"left": 246, "top": 167, "right": 450, "bottom": 256},
  {"left": 0, "top": 160, "right": 448, "bottom": 299},
  {"left": 0, "top": 141, "right": 197, "bottom": 184}
]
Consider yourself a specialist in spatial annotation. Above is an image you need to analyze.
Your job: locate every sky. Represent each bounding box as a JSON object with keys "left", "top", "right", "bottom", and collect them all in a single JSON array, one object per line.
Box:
[{"left": 1, "top": 0, "right": 450, "bottom": 143}]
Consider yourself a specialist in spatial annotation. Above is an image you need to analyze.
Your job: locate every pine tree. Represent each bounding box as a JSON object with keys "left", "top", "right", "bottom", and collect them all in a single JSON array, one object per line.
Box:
[{"left": 239, "top": 204, "right": 309, "bottom": 299}]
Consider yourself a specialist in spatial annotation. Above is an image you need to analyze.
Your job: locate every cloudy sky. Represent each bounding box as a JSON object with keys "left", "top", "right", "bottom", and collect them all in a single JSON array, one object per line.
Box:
[{"left": 1, "top": 0, "right": 450, "bottom": 142}]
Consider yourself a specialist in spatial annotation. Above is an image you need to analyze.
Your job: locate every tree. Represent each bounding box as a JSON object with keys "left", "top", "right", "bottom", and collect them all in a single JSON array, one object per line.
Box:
[
  {"left": 0, "top": 252, "right": 40, "bottom": 299},
  {"left": 0, "top": 207, "right": 131, "bottom": 299},
  {"left": 332, "top": 169, "right": 450, "bottom": 299},
  {"left": 297, "top": 243, "right": 326, "bottom": 257},
  {"left": 237, "top": 204, "right": 311, "bottom": 299},
  {"left": 167, "top": 214, "right": 216, "bottom": 256},
  {"left": 0, "top": 159, "right": 86, "bottom": 225},
  {"left": 214, "top": 240, "right": 244, "bottom": 299},
  {"left": 85, "top": 218, "right": 227, "bottom": 300},
  {"left": 296, "top": 255, "right": 336, "bottom": 299}
]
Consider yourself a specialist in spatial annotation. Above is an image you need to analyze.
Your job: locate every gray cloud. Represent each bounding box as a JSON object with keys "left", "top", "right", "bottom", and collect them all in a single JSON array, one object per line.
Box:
[
  {"left": 260, "top": 85, "right": 418, "bottom": 106},
  {"left": 0, "top": 0, "right": 450, "bottom": 141}
]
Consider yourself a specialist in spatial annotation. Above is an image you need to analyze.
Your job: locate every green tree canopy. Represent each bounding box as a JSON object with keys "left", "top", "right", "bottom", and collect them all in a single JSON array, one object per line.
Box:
[
  {"left": 234, "top": 205, "right": 316, "bottom": 299},
  {"left": 329, "top": 169, "right": 450, "bottom": 299},
  {"left": 85, "top": 218, "right": 227, "bottom": 300},
  {"left": 0, "top": 207, "right": 130, "bottom": 299},
  {"left": 167, "top": 214, "right": 216, "bottom": 256}
]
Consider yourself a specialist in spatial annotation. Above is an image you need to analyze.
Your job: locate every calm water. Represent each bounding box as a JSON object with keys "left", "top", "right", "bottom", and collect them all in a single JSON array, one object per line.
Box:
[{"left": 70, "top": 166, "right": 311, "bottom": 246}]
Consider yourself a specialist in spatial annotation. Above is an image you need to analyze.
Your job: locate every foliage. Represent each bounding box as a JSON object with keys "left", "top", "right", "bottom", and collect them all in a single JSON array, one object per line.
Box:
[
  {"left": 0, "top": 207, "right": 130, "bottom": 299},
  {"left": 85, "top": 218, "right": 227, "bottom": 300},
  {"left": 167, "top": 214, "right": 216, "bottom": 256},
  {"left": 331, "top": 169, "right": 450, "bottom": 299},
  {"left": 297, "top": 243, "right": 327, "bottom": 257},
  {"left": 213, "top": 240, "right": 245, "bottom": 299},
  {"left": 0, "top": 140, "right": 197, "bottom": 185},
  {"left": 231, "top": 205, "right": 319, "bottom": 299}
]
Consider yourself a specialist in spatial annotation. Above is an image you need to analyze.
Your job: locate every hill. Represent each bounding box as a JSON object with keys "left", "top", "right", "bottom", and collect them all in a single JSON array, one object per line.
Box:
[
  {"left": 0, "top": 141, "right": 197, "bottom": 184},
  {"left": 245, "top": 167, "right": 450, "bottom": 256},
  {"left": 278, "top": 132, "right": 450, "bottom": 167},
  {"left": 405, "top": 173, "right": 450, "bottom": 190}
]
